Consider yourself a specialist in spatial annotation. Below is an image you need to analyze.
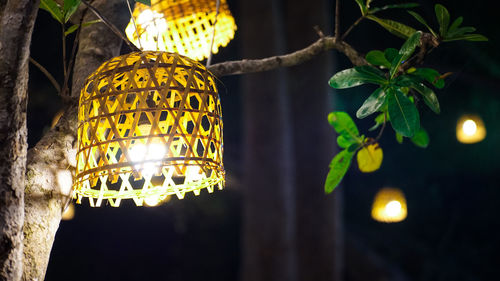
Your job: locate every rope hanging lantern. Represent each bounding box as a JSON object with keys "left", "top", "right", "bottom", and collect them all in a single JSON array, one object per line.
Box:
[
  {"left": 125, "top": 0, "right": 237, "bottom": 61},
  {"left": 371, "top": 187, "right": 407, "bottom": 223},
  {"left": 73, "top": 51, "right": 225, "bottom": 207}
]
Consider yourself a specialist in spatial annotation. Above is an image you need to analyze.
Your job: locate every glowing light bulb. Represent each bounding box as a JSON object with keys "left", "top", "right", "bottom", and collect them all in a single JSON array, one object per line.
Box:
[
  {"left": 385, "top": 200, "right": 402, "bottom": 217},
  {"left": 371, "top": 187, "right": 407, "bottom": 223},
  {"left": 462, "top": 119, "right": 477, "bottom": 136},
  {"left": 133, "top": 9, "right": 168, "bottom": 51},
  {"left": 456, "top": 115, "right": 486, "bottom": 144},
  {"left": 129, "top": 143, "right": 167, "bottom": 176}
]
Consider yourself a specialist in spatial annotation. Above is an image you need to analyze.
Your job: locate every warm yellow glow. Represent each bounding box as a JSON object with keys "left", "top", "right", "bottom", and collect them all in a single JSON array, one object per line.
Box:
[
  {"left": 384, "top": 200, "right": 402, "bottom": 217},
  {"left": 62, "top": 203, "right": 75, "bottom": 220},
  {"left": 73, "top": 51, "right": 225, "bottom": 207},
  {"left": 371, "top": 188, "right": 407, "bottom": 223},
  {"left": 456, "top": 115, "right": 486, "bottom": 144},
  {"left": 144, "top": 186, "right": 171, "bottom": 206},
  {"left": 125, "top": 0, "right": 237, "bottom": 61}
]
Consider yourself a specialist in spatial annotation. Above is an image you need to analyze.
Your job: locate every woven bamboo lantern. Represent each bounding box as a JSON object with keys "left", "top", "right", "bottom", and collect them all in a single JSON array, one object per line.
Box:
[
  {"left": 371, "top": 188, "right": 407, "bottom": 223},
  {"left": 73, "top": 51, "right": 224, "bottom": 207},
  {"left": 125, "top": 0, "right": 237, "bottom": 61},
  {"left": 456, "top": 114, "right": 486, "bottom": 144}
]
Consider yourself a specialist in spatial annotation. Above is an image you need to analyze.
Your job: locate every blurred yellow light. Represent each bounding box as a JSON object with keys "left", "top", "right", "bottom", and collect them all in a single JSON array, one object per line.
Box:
[
  {"left": 62, "top": 203, "right": 75, "bottom": 220},
  {"left": 144, "top": 186, "right": 171, "bottom": 207},
  {"left": 371, "top": 188, "right": 407, "bottom": 223},
  {"left": 125, "top": 0, "right": 237, "bottom": 61},
  {"left": 456, "top": 115, "right": 486, "bottom": 144}
]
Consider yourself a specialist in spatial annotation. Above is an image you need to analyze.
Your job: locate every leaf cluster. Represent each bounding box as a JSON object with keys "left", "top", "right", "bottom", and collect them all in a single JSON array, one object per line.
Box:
[
  {"left": 330, "top": 31, "right": 440, "bottom": 138},
  {"left": 325, "top": 112, "right": 383, "bottom": 193},
  {"left": 408, "top": 4, "right": 488, "bottom": 42}
]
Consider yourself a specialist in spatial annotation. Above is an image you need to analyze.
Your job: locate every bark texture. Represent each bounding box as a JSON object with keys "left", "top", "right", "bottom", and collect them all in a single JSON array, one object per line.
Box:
[
  {"left": 22, "top": 1, "right": 129, "bottom": 280},
  {"left": 208, "top": 37, "right": 365, "bottom": 77},
  {"left": 0, "top": 1, "right": 39, "bottom": 280},
  {"left": 284, "top": 1, "right": 344, "bottom": 280},
  {"left": 239, "top": 0, "right": 296, "bottom": 280}
]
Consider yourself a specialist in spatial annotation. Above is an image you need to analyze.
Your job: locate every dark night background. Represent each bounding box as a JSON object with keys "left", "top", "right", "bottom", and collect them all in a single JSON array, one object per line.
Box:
[{"left": 27, "top": 0, "right": 499, "bottom": 280}]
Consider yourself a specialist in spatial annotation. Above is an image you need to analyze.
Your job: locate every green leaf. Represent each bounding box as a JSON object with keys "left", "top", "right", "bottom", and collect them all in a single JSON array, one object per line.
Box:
[
  {"left": 410, "top": 82, "right": 441, "bottom": 114},
  {"left": 411, "top": 127, "right": 429, "bottom": 148},
  {"left": 435, "top": 4, "right": 450, "bottom": 37},
  {"left": 337, "top": 135, "right": 352, "bottom": 149},
  {"left": 366, "top": 50, "right": 391, "bottom": 68},
  {"left": 328, "top": 66, "right": 387, "bottom": 89},
  {"left": 40, "top": 0, "right": 64, "bottom": 23},
  {"left": 63, "top": 0, "right": 80, "bottom": 23},
  {"left": 407, "top": 11, "right": 437, "bottom": 37},
  {"left": 64, "top": 20, "right": 101, "bottom": 36},
  {"left": 366, "top": 15, "right": 417, "bottom": 39},
  {"left": 354, "top": 0, "right": 368, "bottom": 15},
  {"left": 369, "top": 3, "right": 419, "bottom": 14},
  {"left": 409, "top": 68, "right": 445, "bottom": 89},
  {"left": 325, "top": 150, "right": 354, "bottom": 193},
  {"left": 357, "top": 88, "right": 386, "bottom": 119},
  {"left": 390, "top": 31, "right": 422, "bottom": 78},
  {"left": 369, "top": 113, "right": 386, "bottom": 131},
  {"left": 447, "top": 16, "right": 463, "bottom": 34},
  {"left": 443, "top": 33, "right": 488, "bottom": 42},
  {"left": 136, "top": 0, "right": 152, "bottom": 6},
  {"left": 387, "top": 88, "right": 420, "bottom": 137},
  {"left": 396, "top": 132, "right": 404, "bottom": 143},
  {"left": 384, "top": 48, "right": 399, "bottom": 63},
  {"left": 328, "top": 111, "right": 361, "bottom": 143},
  {"left": 446, "top": 26, "right": 475, "bottom": 37},
  {"left": 65, "top": 24, "right": 79, "bottom": 36}
]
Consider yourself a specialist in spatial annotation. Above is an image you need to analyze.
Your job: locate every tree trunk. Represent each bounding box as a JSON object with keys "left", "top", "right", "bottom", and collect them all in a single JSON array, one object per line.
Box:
[
  {"left": 239, "top": 0, "right": 296, "bottom": 280},
  {"left": 0, "top": 1, "right": 39, "bottom": 280},
  {"left": 284, "top": 1, "right": 344, "bottom": 280},
  {"left": 22, "top": 1, "right": 129, "bottom": 279}
]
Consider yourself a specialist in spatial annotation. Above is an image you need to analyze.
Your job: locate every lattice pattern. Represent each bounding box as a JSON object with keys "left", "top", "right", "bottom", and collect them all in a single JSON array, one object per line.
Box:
[
  {"left": 125, "top": 0, "right": 237, "bottom": 61},
  {"left": 73, "top": 51, "right": 224, "bottom": 207}
]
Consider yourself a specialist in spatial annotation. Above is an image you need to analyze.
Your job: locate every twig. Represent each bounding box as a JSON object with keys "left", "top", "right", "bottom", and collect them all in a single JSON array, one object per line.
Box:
[
  {"left": 208, "top": 36, "right": 367, "bottom": 77},
  {"left": 80, "top": 0, "right": 140, "bottom": 52},
  {"left": 342, "top": 16, "right": 364, "bottom": 40},
  {"left": 364, "top": 113, "right": 387, "bottom": 147},
  {"left": 206, "top": 0, "right": 221, "bottom": 67},
  {"left": 61, "top": 24, "right": 67, "bottom": 79},
  {"left": 126, "top": 0, "right": 143, "bottom": 50},
  {"left": 61, "top": 7, "right": 88, "bottom": 100},
  {"left": 335, "top": 0, "right": 340, "bottom": 40},
  {"left": 29, "top": 57, "right": 61, "bottom": 93}
]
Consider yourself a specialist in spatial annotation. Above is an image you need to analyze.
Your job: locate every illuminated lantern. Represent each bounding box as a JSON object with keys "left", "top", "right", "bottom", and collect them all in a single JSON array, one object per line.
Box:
[
  {"left": 73, "top": 51, "right": 224, "bottom": 207},
  {"left": 456, "top": 114, "right": 486, "bottom": 144},
  {"left": 371, "top": 187, "right": 407, "bottom": 223},
  {"left": 125, "top": 0, "right": 237, "bottom": 61}
]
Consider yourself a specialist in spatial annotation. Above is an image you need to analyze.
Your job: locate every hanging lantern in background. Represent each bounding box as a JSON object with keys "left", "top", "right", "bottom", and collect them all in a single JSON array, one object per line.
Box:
[
  {"left": 371, "top": 187, "right": 407, "bottom": 223},
  {"left": 73, "top": 51, "right": 225, "bottom": 207},
  {"left": 125, "top": 0, "right": 237, "bottom": 61},
  {"left": 61, "top": 203, "right": 75, "bottom": 220},
  {"left": 456, "top": 114, "right": 486, "bottom": 144}
]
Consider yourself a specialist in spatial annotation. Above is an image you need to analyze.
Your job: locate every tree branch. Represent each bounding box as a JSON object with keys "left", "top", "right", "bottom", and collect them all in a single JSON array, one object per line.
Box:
[
  {"left": 22, "top": 1, "right": 130, "bottom": 279},
  {"left": 208, "top": 36, "right": 366, "bottom": 77},
  {"left": 0, "top": 1, "right": 39, "bottom": 280}
]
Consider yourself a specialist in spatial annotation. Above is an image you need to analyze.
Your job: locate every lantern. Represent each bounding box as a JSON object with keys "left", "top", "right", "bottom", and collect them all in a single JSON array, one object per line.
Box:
[
  {"left": 456, "top": 114, "right": 486, "bottom": 144},
  {"left": 62, "top": 203, "right": 75, "bottom": 220},
  {"left": 73, "top": 51, "right": 224, "bottom": 207},
  {"left": 125, "top": 0, "right": 237, "bottom": 61},
  {"left": 371, "top": 187, "right": 407, "bottom": 223}
]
